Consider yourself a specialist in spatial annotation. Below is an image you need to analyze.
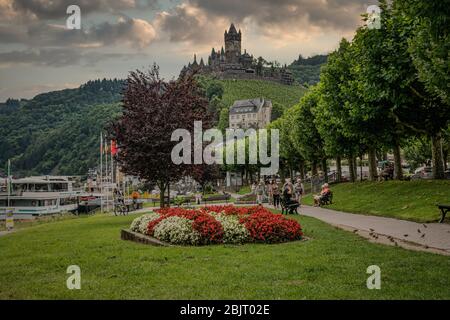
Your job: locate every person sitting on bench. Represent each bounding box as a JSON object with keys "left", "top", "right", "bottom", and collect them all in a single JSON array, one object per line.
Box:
[{"left": 314, "top": 183, "right": 331, "bottom": 207}]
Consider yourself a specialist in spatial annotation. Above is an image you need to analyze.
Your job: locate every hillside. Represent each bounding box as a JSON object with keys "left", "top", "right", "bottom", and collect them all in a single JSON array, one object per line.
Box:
[
  {"left": 1, "top": 78, "right": 306, "bottom": 177},
  {"left": 220, "top": 79, "right": 306, "bottom": 108},
  {"left": 0, "top": 79, "right": 123, "bottom": 176},
  {"left": 287, "top": 54, "right": 328, "bottom": 86}
]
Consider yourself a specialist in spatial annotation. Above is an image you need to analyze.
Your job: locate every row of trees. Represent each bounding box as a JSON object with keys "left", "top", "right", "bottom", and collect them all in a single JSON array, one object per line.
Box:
[{"left": 272, "top": 0, "right": 450, "bottom": 181}]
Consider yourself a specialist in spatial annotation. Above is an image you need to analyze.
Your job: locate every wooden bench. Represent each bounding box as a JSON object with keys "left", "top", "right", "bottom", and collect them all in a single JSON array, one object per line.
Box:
[{"left": 437, "top": 204, "right": 450, "bottom": 223}]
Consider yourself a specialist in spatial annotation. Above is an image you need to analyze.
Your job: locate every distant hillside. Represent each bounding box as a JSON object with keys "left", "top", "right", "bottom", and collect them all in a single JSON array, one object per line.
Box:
[
  {"left": 287, "top": 54, "right": 328, "bottom": 86},
  {"left": 1, "top": 78, "right": 307, "bottom": 176},
  {"left": 220, "top": 79, "right": 306, "bottom": 108},
  {"left": 0, "top": 79, "right": 123, "bottom": 176}
]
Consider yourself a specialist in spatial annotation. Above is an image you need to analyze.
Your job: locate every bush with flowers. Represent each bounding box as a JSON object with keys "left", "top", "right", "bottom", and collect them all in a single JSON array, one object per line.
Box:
[
  {"left": 130, "top": 212, "right": 160, "bottom": 234},
  {"left": 128, "top": 205, "right": 303, "bottom": 245}
]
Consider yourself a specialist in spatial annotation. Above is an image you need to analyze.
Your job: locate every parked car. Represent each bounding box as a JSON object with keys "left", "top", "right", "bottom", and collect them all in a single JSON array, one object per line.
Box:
[{"left": 411, "top": 166, "right": 433, "bottom": 180}]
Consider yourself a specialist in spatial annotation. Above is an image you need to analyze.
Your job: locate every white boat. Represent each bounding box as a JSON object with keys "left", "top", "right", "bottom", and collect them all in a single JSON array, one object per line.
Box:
[{"left": 0, "top": 176, "right": 81, "bottom": 219}]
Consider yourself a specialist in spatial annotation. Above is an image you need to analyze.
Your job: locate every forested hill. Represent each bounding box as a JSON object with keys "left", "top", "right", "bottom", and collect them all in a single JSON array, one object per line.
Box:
[
  {"left": 288, "top": 54, "right": 328, "bottom": 86},
  {"left": 0, "top": 79, "right": 124, "bottom": 176},
  {"left": 1, "top": 77, "right": 306, "bottom": 177}
]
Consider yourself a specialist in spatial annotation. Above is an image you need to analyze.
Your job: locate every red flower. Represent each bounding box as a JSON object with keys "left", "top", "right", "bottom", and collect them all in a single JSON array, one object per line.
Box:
[{"left": 148, "top": 206, "right": 302, "bottom": 244}]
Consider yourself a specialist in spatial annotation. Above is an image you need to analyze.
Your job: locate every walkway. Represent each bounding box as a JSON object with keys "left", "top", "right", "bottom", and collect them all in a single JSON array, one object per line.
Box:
[{"left": 300, "top": 205, "right": 450, "bottom": 255}]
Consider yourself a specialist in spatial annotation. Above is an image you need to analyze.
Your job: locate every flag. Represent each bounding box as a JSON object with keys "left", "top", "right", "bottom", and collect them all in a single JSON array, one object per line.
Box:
[{"left": 111, "top": 140, "right": 118, "bottom": 156}]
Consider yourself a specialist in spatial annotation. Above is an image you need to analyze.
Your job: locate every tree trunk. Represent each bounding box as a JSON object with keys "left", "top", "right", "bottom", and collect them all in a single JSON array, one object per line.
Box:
[
  {"left": 359, "top": 155, "right": 363, "bottom": 182},
  {"left": 322, "top": 158, "right": 328, "bottom": 182},
  {"left": 443, "top": 149, "right": 448, "bottom": 171},
  {"left": 158, "top": 182, "right": 166, "bottom": 208},
  {"left": 353, "top": 156, "right": 358, "bottom": 180},
  {"left": 368, "top": 148, "right": 378, "bottom": 181},
  {"left": 348, "top": 155, "right": 356, "bottom": 183},
  {"left": 167, "top": 182, "right": 171, "bottom": 207},
  {"left": 431, "top": 133, "right": 445, "bottom": 179},
  {"left": 336, "top": 156, "right": 342, "bottom": 183},
  {"left": 311, "top": 160, "right": 318, "bottom": 176},
  {"left": 299, "top": 162, "right": 305, "bottom": 180},
  {"left": 393, "top": 142, "right": 403, "bottom": 180}
]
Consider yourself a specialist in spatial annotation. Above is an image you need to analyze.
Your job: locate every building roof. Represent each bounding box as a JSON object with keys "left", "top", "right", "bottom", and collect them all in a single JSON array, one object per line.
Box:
[{"left": 229, "top": 98, "right": 271, "bottom": 114}]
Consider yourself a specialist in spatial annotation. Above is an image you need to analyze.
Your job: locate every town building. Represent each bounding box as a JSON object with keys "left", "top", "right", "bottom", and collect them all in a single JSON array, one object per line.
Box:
[{"left": 229, "top": 98, "right": 272, "bottom": 129}]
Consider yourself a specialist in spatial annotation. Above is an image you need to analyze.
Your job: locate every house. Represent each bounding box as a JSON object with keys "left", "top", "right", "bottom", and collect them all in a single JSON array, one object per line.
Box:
[{"left": 229, "top": 98, "right": 272, "bottom": 129}]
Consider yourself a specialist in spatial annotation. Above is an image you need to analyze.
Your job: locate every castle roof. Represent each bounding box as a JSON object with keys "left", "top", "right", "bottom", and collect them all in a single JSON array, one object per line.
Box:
[
  {"left": 228, "top": 23, "right": 238, "bottom": 34},
  {"left": 229, "top": 98, "right": 272, "bottom": 114}
]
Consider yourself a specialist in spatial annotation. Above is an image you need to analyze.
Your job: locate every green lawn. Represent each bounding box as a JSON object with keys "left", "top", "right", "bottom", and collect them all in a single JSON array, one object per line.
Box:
[
  {"left": 303, "top": 180, "right": 450, "bottom": 223},
  {"left": 237, "top": 185, "right": 251, "bottom": 195},
  {"left": 0, "top": 211, "right": 449, "bottom": 299}
]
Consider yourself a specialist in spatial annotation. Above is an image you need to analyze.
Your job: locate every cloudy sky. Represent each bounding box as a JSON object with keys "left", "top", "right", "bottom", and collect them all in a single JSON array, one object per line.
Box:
[{"left": 0, "top": 0, "right": 372, "bottom": 101}]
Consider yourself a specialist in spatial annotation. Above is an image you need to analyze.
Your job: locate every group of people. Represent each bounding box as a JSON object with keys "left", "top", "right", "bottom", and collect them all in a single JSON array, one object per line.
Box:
[{"left": 251, "top": 177, "right": 305, "bottom": 209}]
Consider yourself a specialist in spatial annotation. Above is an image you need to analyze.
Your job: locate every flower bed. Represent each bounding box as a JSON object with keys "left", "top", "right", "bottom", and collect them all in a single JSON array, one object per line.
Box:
[{"left": 129, "top": 205, "right": 303, "bottom": 245}]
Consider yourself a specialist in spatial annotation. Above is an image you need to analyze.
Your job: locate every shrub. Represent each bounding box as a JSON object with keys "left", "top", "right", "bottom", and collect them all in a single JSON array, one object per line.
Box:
[
  {"left": 240, "top": 212, "right": 303, "bottom": 243},
  {"left": 130, "top": 212, "right": 160, "bottom": 234},
  {"left": 153, "top": 216, "right": 201, "bottom": 245},
  {"left": 215, "top": 214, "right": 249, "bottom": 244},
  {"left": 131, "top": 206, "right": 302, "bottom": 245}
]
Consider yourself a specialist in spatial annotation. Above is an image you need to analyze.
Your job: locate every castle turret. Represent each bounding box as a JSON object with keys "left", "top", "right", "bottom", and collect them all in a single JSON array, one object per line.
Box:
[
  {"left": 224, "top": 23, "right": 241, "bottom": 64},
  {"left": 192, "top": 54, "right": 198, "bottom": 67}
]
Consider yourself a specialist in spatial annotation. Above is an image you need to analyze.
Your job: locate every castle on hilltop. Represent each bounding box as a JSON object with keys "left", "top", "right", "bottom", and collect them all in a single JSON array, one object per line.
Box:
[{"left": 180, "top": 24, "right": 294, "bottom": 85}]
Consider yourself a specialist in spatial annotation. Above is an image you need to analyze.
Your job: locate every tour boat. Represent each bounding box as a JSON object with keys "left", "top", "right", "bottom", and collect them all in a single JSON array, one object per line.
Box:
[{"left": 0, "top": 176, "right": 80, "bottom": 219}]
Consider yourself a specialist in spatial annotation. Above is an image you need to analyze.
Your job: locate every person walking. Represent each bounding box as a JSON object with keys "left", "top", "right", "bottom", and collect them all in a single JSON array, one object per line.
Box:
[
  {"left": 255, "top": 180, "right": 265, "bottom": 205},
  {"left": 294, "top": 178, "right": 304, "bottom": 206},
  {"left": 266, "top": 180, "right": 273, "bottom": 205},
  {"left": 271, "top": 180, "right": 280, "bottom": 208}
]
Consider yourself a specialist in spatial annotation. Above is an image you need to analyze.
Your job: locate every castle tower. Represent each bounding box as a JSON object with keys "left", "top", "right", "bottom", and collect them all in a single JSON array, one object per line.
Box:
[{"left": 224, "top": 23, "right": 241, "bottom": 64}]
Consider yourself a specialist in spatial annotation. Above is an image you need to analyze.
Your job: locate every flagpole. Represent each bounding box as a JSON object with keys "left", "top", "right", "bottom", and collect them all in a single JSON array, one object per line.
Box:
[
  {"left": 111, "top": 140, "right": 115, "bottom": 213},
  {"left": 105, "top": 139, "right": 109, "bottom": 212},
  {"left": 100, "top": 133, "right": 103, "bottom": 214},
  {"left": 7, "top": 159, "right": 11, "bottom": 208}
]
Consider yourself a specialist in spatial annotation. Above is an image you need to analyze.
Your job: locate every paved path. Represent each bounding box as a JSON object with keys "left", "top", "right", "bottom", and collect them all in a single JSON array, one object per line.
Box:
[
  {"left": 136, "top": 201, "right": 450, "bottom": 255},
  {"left": 299, "top": 205, "right": 450, "bottom": 255}
]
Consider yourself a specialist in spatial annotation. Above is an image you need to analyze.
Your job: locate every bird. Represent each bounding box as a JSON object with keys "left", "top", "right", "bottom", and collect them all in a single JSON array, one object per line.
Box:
[
  {"left": 369, "top": 228, "right": 374, "bottom": 232},
  {"left": 422, "top": 224, "right": 427, "bottom": 228},
  {"left": 403, "top": 234, "right": 409, "bottom": 237},
  {"left": 421, "top": 234, "right": 425, "bottom": 238},
  {"left": 417, "top": 229, "right": 421, "bottom": 233}
]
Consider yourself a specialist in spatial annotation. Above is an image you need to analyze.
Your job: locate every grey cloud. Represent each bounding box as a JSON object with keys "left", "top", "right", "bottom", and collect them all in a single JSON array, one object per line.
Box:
[
  {"left": 11, "top": 0, "right": 159, "bottom": 20},
  {"left": 158, "top": 0, "right": 369, "bottom": 44},
  {"left": 192, "top": 0, "right": 368, "bottom": 30},
  {"left": 0, "top": 16, "right": 156, "bottom": 48},
  {"left": 156, "top": 5, "right": 219, "bottom": 44},
  {"left": 0, "top": 48, "right": 143, "bottom": 67}
]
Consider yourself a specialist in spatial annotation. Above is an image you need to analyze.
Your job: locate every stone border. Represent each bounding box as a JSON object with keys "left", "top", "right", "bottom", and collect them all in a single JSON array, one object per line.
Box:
[
  {"left": 121, "top": 229, "right": 171, "bottom": 246},
  {"left": 121, "top": 228, "right": 308, "bottom": 247}
]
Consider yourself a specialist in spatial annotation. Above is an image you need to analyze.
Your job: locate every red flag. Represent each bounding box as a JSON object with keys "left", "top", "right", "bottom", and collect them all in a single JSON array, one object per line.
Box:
[{"left": 111, "top": 140, "right": 118, "bottom": 155}]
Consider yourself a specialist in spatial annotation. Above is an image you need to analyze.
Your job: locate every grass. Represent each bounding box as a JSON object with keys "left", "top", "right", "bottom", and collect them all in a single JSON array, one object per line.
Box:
[
  {"left": 0, "top": 213, "right": 79, "bottom": 232},
  {"left": 237, "top": 185, "right": 251, "bottom": 195},
  {"left": 0, "top": 210, "right": 449, "bottom": 299},
  {"left": 302, "top": 180, "right": 450, "bottom": 223}
]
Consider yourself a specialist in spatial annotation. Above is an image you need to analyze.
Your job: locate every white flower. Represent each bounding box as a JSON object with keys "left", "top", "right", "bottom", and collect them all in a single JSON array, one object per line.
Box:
[
  {"left": 153, "top": 216, "right": 201, "bottom": 245},
  {"left": 130, "top": 212, "right": 160, "bottom": 234},
  {"left": 215, "top": 214, "right": 249, "bottom": 244}
]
